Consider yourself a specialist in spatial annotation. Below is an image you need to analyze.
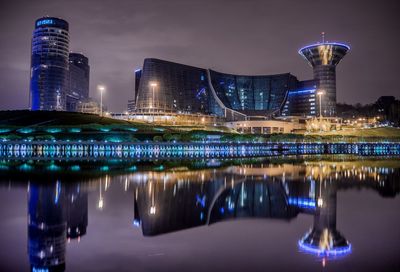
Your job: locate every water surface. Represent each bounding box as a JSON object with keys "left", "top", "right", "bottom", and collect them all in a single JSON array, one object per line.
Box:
[{"left": 0, "top": 156, "right": 399, "bottom": 272}]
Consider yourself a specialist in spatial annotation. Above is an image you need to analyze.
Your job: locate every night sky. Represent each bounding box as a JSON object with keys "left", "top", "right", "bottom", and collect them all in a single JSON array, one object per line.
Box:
[{"left": 0, "top": 0, "right": 399, "bottom": 112}]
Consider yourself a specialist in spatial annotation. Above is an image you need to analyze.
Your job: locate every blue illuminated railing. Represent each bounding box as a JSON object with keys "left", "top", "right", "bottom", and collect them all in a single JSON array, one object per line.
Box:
[{"left": 0, "top": 141, "right": 399, "bottom": 159}]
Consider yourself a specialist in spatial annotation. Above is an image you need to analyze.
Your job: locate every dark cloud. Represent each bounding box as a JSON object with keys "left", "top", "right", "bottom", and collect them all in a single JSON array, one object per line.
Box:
[{"left": 0, "top": 0, "right": 399, "bottom": 111}]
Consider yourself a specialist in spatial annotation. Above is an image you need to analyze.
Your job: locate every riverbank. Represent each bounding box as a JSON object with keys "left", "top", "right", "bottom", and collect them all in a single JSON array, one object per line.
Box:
[{"left": 1, "top": 110, "right": 400, "bottom": 143}]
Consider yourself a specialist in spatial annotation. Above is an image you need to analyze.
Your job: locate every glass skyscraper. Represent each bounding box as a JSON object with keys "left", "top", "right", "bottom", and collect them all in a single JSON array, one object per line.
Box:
[
  {"left": 67, "top": 53, "right": 90, "bottom": 111},
  {"left": 30, "top": 17, "right": 70, "bottom": 111}
]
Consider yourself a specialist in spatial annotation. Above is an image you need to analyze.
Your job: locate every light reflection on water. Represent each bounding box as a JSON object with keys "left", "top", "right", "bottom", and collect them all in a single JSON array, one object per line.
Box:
[{"left": 0, "top": 156, "right": 399, "bottom": 272}]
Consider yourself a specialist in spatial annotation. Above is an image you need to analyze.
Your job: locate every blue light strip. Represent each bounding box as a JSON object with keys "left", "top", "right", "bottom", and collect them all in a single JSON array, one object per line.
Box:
[
  {"left": 298, "top": 42, "right": 350, "bottom": 54},
  {"left": 288, "top": 197, "right": 316, "bottom": 209},
  {"left": 298, "top": 240, "right": 352, "bottom": 257},
  {"left": 288, "top": 89, "right": 316, "bottom": 95}
]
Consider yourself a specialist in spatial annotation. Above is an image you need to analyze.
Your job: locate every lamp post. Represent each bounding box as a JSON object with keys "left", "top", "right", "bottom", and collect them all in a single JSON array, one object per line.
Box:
[
  {"left": 149, "top": 82, "right": 158, "bottom": 123},
  {"left": 98, "top": 178, "right": 104, "bottom": 210},
  {"left": 317, "top": 91, "right": 324, "bottom": 122},
  {"left": 98, "top": 85, "right": 106, "bottom": 117}
]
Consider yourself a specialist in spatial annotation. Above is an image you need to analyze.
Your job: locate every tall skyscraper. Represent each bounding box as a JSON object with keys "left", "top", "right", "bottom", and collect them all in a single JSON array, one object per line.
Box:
[
  {"left": 299, "top": 40, "right": 350, "bottom": 117},
  {"left": 67, "top": 53, "right": 90, "bottom": 111},
  {"left": 30, "top": 17, "right": 70, "bottom": 111}
]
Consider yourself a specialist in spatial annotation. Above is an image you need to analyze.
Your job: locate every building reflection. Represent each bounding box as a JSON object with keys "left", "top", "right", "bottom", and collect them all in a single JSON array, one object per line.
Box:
[
  {"left": 130, "top": 160, "right": 399, "bottom": 262},
  {"left": 23, "top": 158, "right": 400, "bottom": 270},
  {"left": 28, "top": 182, "right": 89, "bottom": 272},
  {"left": 297, "top": 181, "right": 351, "bottom": 260}
]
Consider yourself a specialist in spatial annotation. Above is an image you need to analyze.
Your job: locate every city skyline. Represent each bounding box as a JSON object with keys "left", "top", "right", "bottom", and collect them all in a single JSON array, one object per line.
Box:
[{"left": 1, "top": 0, "right": 399, "bottom": 112}]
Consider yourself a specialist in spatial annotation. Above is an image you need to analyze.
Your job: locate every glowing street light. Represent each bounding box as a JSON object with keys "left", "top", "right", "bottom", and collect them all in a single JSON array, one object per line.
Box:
[
  {"left": 98, "top": 178, "right": 104, "bottom": 210},
  {"left": 149, "top": 82, "right": 158, "bottom": 122},
  {"left": 98, "top": 85, "right": 106, "bottom": 117},
  {"left": 317, "top": 91, "right": 324, "bottom": 122}
]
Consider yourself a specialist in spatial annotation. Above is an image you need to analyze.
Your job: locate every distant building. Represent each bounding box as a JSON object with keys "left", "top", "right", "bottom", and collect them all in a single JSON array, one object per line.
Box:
[
  {"left": 30, "top": 17, "right": 70, "bottom": 111},
  {"left": 225, "top": 119, "right": 306, "bottom": 134},
  {"left": 134, "top": 69, "right": 142, "bottom": 103},
  {"left": 66, "top": 53, "right": 90, "bottom": 111},
  {"left": 76, "top": 99, "right": 102, "bottom": 115},
  {"left": 127, "top": 99, "right": 135, "bottom": 113}
]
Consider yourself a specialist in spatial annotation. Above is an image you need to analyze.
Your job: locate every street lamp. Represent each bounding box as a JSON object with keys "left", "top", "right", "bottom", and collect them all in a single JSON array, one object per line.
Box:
[
  {"left": 149, "top": 82, "right": 158, "bottom": 122},
  {"left": 98, "top": 178, "right": 104, "bottom": 210},
  {"left": 98, "top": 85, "right": 106, "bottom": 117},
  {"left": 317, "top": 91, "right": 324, "bottom": 122}
]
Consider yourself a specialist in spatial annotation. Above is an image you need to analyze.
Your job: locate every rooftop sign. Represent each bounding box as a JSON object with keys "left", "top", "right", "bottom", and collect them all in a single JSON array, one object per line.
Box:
[{"left": 36, "top": 19, "right": 54, "bottom": 27}]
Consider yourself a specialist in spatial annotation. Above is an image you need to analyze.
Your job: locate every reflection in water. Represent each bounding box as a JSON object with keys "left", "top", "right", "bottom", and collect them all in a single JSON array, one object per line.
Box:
[
  {"left": 28, "top": 182, "right": 88, "bottom": 272},
  {"left": 21, "top": 158, "right": 400, "bottom": 271}
]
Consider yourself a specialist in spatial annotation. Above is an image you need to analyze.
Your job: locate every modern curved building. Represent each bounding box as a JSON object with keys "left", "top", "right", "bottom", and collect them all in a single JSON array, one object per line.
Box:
[
  {"left": 30, "top": 17, "right": 70, "bottom": 111},
  {"left": 134, "top": 59, "right": 317, "bottom": 121},
  {"left": 134, "top": 39, "right": 349, "bottom": 121},
  {"left": 299, "top": 42, "right": 350, "bottom": 117}
]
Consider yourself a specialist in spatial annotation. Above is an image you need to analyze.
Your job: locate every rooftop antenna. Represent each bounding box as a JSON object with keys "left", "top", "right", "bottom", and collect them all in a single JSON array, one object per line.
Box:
[{"left": 321, "top": 32, "right": 325, "bottom": 43}]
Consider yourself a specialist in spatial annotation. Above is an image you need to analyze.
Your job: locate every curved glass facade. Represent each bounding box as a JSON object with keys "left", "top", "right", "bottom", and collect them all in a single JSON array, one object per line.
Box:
[
  {"left": 30, "top": 17, "right": 70, "bottom": 111},
  {"left": 135, "top": 59, "right": 312, "bottom": 120},
  {"left": 135, "top": 59, "right": 211, "bottom": 114},
  {"left": 209, "top": 70, "right": 298, "bottom": 116}
]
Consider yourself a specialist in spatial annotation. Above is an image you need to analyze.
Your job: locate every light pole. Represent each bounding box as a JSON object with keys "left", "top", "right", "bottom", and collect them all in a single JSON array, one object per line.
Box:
[
  {"left": 149, "top": 82, "right": 157, "bottom": 123},
  {"left": 98, "top": 85, "right": 106, "bottom": 117},
  {"left": 317, "top": 91, "right": 324, "bottom": 122},
  {"left": 98, "top": 178, "right": 104, "bottom": 210}
]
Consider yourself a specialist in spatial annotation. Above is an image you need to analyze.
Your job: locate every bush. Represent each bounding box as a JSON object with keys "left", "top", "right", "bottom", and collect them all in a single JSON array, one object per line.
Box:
[{"left": 153, "top": 135, "right": 163, "bottom": 142}]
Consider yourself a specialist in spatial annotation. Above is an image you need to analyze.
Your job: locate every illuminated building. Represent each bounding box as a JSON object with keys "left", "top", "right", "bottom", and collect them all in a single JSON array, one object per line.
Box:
[
  {"left": 28, "top": 182, "right": 66, "bottom": 272},
  {"left": 298, "top": 181, "right": 351, "bottom": 258},
  {"left": 27, "top": 181, "right": 89, "bottom": 272},
  {"left": 66, "top": 53, "right": 90, "bottom": 111},
  {"left": 281, "top": 80, "right": 318, "bottom": 117},
  {"left": 65, "top": 184, "right": 88, "bottom": 240},
  {"left": 134, "top": 38, "right": 349, "bottom": 121},
  {"left": 134, "top": 59, "right": 317, "bottom": 121},
  {"left": 299, "top": 41, "right": 350, "bottom": 117},
  {"left": 30, "top": 17, "right": 70, "bottom": 111},
  {"left": 76, "top": 99, "right": 102, "bottom": 115},
  {"left": 127, "top": 99, "right": 135, "bottom": 114}
]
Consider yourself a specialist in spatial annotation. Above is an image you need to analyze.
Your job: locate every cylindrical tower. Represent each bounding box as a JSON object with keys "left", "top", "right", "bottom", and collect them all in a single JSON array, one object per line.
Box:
[
  {"left": 28, "top": 182, "right": 66, "bottom": 272},
  {"left": 30, "top": 17, "right": 70, "bottom": 111},
  {"left": 299, "top": 41, "right": 349, "bottom": 117},
  {"left": 298, "top": 181, "right": 351, "bottom": 258}
]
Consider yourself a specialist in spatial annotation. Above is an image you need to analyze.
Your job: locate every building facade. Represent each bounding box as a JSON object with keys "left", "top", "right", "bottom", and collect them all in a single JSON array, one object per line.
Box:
[
  {"left": 281, "top": 80, "right": 318, "bottom": 117},
  {"left": 134, "top": 58, "right": 319, "bottom": 121},
  {"left": 67, "top": 53, "right": 90, "bottom": 111},
  {"left": 30, "top": 17, "right": 70, "bottom": 111}
]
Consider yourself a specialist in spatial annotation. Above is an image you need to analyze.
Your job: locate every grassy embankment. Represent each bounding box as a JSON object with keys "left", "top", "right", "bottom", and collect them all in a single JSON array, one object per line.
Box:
[{"left": 0, "top": 110, "right": 399, "bottom": 143}]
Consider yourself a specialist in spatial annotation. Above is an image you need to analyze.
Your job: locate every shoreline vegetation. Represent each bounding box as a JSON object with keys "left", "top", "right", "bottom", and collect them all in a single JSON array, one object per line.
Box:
[{"left": 1, "top": 110, "right": 400, "bottom": 143}]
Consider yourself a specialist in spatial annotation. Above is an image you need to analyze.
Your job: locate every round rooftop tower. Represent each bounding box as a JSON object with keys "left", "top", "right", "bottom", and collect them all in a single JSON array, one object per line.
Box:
[
  {"left": 30, "top": 17, "right": 70, "bottom": 111},
  {"left": 299, "top": 34, "right": 350, "bottom": 117},
  {"left": 298, "top": 180, "right": 351, "bottom": 259}
]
